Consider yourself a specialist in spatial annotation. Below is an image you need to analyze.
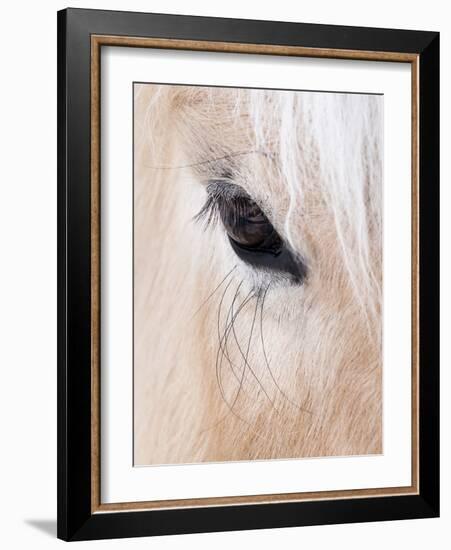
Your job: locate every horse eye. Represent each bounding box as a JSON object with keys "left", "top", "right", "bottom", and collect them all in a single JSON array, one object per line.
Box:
[
  {"left": 220, "top": 197, "right": 283, "bottom": 255},
  {"left": 195, "top": 181, "right": 307, "bottom": 284}
]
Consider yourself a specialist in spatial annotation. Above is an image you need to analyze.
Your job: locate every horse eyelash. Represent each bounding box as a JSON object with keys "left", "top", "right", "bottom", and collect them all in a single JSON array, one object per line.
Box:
[
  {"left": 193, "top": 181, "right": 261, "bottom": 230},
  {"left": 193, "top": 192, "right": 221, "bottom": 229}
]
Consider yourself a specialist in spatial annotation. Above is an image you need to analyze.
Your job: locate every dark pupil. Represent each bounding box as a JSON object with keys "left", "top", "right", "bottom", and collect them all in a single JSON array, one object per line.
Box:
[{"left": 220, "top": 198, "right": 282, "bottom": 254}]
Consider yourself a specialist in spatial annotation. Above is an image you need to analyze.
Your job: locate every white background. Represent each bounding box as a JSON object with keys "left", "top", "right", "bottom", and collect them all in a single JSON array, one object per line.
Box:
[
  {"left": 0, "top": 0, "right": 448, "bottom": 548},
  {"left": 102, "top": 48, "right": 412, "bottom": 503}
]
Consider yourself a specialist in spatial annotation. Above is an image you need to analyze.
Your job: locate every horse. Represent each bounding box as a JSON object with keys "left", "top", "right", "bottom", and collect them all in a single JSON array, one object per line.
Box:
[{"left": 133, "top": 84, "right": 383, "bottom": 465}]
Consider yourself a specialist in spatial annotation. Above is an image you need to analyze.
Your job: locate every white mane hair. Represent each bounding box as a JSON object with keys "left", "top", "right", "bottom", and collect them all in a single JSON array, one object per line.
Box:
[{"left": 133, "top": 84, "right": 383, "bottom": 465}]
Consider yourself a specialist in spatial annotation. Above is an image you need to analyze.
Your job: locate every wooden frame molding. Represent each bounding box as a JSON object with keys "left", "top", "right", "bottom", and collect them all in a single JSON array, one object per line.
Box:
[{"left": 58, "top": 9, "right": 439, "bottom": 540}]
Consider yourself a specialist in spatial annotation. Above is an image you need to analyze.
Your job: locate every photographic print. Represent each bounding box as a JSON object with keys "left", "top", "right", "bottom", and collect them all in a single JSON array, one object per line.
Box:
[{"left": 133, "top": 83, "right": 383, "bottom": 466}]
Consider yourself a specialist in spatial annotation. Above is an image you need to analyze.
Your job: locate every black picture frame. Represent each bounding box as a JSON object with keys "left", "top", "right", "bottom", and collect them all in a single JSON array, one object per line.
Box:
[{"left": 57, "top": 7, "right": 439, "bottom": 541}]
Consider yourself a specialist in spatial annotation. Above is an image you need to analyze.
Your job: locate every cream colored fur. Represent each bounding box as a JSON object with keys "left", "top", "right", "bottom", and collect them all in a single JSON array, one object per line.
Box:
[{"left": 133, "top": 84, "right": 383, "bottom": 465}]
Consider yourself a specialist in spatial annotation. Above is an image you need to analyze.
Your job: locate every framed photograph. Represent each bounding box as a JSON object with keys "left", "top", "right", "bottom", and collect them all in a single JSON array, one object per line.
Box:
[{"left": 57, "top": 8, "right": 439, "bottom": 541}]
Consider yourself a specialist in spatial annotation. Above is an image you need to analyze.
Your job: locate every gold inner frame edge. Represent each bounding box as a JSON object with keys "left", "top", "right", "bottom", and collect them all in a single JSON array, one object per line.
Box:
[{"left": 90, "top": 34, "right": 420, "bottom": 514}]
